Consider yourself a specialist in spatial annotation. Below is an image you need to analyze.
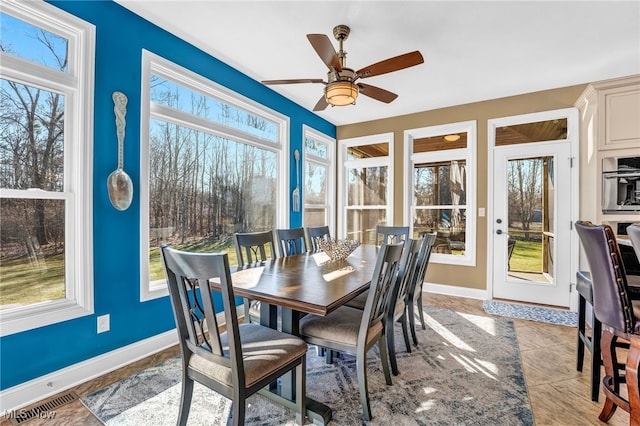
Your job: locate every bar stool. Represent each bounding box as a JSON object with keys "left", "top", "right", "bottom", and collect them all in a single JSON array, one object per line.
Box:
[{"left": 576, "top": 271, "right": 602, "bottom": 401}]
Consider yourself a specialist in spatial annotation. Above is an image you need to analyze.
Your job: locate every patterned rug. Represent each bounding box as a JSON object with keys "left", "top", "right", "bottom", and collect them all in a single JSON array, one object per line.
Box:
[
  {"left": 483, "top": 300, "right": 578, "bottom": 327},
  {"left": 82, "top": 307, "right": 533, "bottom": 425}
]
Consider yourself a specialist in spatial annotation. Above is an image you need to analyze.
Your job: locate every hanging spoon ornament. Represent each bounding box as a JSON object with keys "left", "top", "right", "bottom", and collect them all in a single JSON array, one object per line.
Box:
[{"left": 107, "top": 91, "right": 133, "bottom": 210}]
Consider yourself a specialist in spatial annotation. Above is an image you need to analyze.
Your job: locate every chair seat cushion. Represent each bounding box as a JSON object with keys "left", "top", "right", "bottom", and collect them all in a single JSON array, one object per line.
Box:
[
  {"left": 344, "top": 290, "right": 368, "bottom": 310},
  {"left": 189, "top": 323, "right": 307, "bottom": 388},
  {"left": 299, "top": 306, "right": 382, "bottom": 348}
]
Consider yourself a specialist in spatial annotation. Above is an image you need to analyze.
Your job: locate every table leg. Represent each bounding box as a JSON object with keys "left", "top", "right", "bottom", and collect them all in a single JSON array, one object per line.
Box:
[
  {"left": 281, "top": 308, "right": 332, "bottom": 425},
  {"left": 257, "top": 306, "right": 333, "bottom": 424},
  {"left": 259, "top": 302, "right": 278, "bottom": 329}
]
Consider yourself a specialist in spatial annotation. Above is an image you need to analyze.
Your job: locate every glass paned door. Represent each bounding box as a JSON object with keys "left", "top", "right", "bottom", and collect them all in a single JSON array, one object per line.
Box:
[{"left": 492, "top": 143, "right": 571, "bottom": 306}]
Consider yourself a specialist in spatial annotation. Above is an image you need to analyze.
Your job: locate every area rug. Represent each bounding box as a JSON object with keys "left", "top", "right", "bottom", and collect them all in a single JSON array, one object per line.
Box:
[
  {"left": 82, "top": 307, "right": 533, "bottom": 425},
  {"left": 483, "top": 300, "right": 578, "bottom": 327}
]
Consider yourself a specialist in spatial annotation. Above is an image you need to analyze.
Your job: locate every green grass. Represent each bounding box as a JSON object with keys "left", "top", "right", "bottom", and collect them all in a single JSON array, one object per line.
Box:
[
  {"left": 149, "top": 239, "right": 242, "bottom": 281},
  {"left": 509, "top": 239, "right": 542, "bottom": 272},
  {"left": 0, "top": 253, "right": 65, "bottom": 306}
]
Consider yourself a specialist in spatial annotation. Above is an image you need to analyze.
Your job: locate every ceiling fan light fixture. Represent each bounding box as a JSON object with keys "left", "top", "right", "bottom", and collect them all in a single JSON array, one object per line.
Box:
[
  {"left": 325, "top": 81, "right": 358, "bottom": 106},
  {"left": 444, "top": 134, "right": 461, "bottom": 142}
]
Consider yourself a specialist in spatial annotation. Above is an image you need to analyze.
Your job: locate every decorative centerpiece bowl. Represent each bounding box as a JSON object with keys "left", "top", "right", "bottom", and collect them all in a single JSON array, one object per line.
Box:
[{"left": 318, "top": 238, "right": 360, "bottom": 261}]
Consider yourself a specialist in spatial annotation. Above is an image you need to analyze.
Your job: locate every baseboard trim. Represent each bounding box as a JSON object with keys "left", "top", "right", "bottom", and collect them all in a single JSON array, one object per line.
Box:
[
  {"left": 423, "top": 282, "right": 488, "bottom": 300},
  {"left": 0, "top": 330, "right": 178, "bottom": 412}
]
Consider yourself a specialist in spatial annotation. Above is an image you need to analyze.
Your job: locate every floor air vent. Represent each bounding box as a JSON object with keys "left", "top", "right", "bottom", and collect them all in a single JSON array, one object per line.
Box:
[{"left": 8, "top": 391, "right": 79, "bottom": 425}]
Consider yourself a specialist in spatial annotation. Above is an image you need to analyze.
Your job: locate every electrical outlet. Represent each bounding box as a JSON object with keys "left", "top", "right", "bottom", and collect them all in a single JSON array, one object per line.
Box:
[{"left": 97, "top": 314, "right": 110, "bottom": 333}]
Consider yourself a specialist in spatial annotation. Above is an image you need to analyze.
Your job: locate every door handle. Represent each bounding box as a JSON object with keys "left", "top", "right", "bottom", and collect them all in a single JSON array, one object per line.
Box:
[{"left": 496, "top": 229, "right": 503, "bottom": 235}]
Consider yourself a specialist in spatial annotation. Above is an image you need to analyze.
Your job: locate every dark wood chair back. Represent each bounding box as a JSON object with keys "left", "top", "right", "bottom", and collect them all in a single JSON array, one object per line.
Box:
[
  {"left": 375, "top": 225, "right": 409, "bottom": 245},
  {"left": 306, "top": 226, "right": 331, "bottom": 252},
  {"left": 276, "top": 228, "right": 308, "bottom": 257},
  {"left": 233, "top": 230, "right": 276, "bottom": 266},
  {"left": 407, "top": 232, "right": 437, "bottom": 345},
  {"left": 384, "top": 238, "right": 424, "bottom": 375}
]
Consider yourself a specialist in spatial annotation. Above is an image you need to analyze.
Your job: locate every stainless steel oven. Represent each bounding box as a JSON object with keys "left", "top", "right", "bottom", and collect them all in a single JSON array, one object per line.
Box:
[{"left": 602, "top": 156, "right": 640, "bottom": 213}]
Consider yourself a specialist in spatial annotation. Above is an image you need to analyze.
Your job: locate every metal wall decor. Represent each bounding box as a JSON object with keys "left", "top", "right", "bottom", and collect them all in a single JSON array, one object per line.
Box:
[{"left": 107, "top": 91, "right": 133, "bottom": 211}]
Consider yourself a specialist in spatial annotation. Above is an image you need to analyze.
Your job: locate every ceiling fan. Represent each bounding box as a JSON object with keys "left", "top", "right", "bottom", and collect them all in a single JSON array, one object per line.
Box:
[{"left": 262, "top": 25, "right": 424, "bottom": 111}]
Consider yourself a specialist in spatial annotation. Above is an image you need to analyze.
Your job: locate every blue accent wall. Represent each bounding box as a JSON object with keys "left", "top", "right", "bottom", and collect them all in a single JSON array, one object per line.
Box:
[{"left": 0, "top": 0, "right": 335, "bottom": 390}]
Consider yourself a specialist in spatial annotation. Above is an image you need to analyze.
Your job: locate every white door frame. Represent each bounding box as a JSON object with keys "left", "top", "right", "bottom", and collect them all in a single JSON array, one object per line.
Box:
[{"left": 486, "top": 107, "right": 580, "bottom": 310}]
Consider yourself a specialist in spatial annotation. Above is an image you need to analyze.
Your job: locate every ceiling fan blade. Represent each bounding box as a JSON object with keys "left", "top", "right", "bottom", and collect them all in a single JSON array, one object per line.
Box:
[
  {"left": 307, "top": 34, "right": 342, "bottom": 72},
  {"left": 313, "top": 96, "right": 328, "bottom": 111},
  {"left": 356, "top": 51, "right": 424, "bottom": 79},
  {"left": 262, "top": 78, "right": 324, "bottom": 85},
  {"left": 357, "top": 83, "right": 398, "bottom": 103}
]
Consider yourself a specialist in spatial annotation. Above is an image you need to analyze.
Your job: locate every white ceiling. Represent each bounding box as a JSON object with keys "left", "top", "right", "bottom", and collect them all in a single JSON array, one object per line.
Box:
[{"left": 116, "top": 1, "right": 640, "bottom": 126}]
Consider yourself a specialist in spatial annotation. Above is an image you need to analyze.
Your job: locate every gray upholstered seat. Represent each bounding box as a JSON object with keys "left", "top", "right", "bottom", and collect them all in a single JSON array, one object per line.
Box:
[
  {"left": 190, "top": 323, "right": 307, "bottom": 388},
  {"left": 161, "top": 246, "right": 307, "bottom": 426},
  {"left": 298, "top": 242, "right": 404, "bottom": 421}
]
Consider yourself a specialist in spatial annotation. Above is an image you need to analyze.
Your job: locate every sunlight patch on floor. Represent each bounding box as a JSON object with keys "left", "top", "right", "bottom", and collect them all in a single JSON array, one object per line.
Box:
[
  {"left": 449, "top": 353, "right": 499, "bottom": 380},
  {"left": 415, "top": 387, "right": 438, "bottom": 412},
  {"left": 456, "top": 311, "right": 497, "bottom": 336},
  {"left": 424, "top": 312, "right": 475, "bottom": 352}
]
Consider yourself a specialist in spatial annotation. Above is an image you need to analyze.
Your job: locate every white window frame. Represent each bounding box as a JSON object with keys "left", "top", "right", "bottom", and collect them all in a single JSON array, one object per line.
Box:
[
  {"left": 338, "top": 132, "right": 394, "bottom": 240},
  {"left": 302, "top": 125, "right": 335, "bottom": 235},
  {"left": 140, "top": 50, "right": 289, "bottom": 301},
  {"left": 404, "top": 121, "right": 477, "bottom": 266},
  {"left": 0, "top": 0, "right": 95, "bottom": 336}
]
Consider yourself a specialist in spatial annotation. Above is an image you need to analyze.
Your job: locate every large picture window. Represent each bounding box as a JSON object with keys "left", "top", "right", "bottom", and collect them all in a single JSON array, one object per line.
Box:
[
  {"left": 0, "top": 0, "right": 95, "bottom": 335},
  {"left": 141, "top": 51, "right": 287, "bottom": 300},
  {"left": 339, "top": 133, "right": 393, "bottom": 244},
  {"left": 303, "top": 126, "right": 335, "bottom": 232},
  {"left": 405, "top": 121, "right": 476, "bottom": 266}
]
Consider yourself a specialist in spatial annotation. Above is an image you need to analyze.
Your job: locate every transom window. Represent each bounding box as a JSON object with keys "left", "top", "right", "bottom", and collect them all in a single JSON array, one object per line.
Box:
[
  {"left": 405, "top": 121, "right": 476, "bottom": 266},
  {"left": 141, "top": 51, "right": 287, "bottom": 300},
  {"left": 0, "top": 0, "right": 95, "bottom": 336}
]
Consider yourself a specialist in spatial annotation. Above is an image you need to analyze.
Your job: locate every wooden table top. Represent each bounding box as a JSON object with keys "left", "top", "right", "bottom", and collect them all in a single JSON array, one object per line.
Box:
[{"left": 228, "top": 244, "right": 379, "bottom": 317}]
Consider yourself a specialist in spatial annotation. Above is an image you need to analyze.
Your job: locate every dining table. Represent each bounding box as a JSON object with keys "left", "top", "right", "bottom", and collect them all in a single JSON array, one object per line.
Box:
[{"left": 224, "top": 244, "right": 380, "bottom": 425}]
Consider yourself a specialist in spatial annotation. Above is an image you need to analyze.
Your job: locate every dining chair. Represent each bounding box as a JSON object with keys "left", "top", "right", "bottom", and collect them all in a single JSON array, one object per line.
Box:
[
  {"left": 298, "top": 242, "right": 404, "bottom": 421},
  {"left": 575, "top": 221, "right": 640, "bottom": 425},
  {"left": 234, "top": 230, "right": 276, "bottom": 266},
  {"left": 577, "top": 224, "right": 640, "bottom": 402},
  {"left": 406, "top": 232, "right": 437, "bottom": 346},
  {"left": 385, "top": 238, "right": 424, "bottom": 375},
  {"left": 160, "top": 246, "right": 307, "bottom": 426},
  {"left": 234, "top": 230, "right": 277, "bottom": 323},
  {"left": 306, "top": 225, "right": 331, "bottom": 252},
  {"left": 276, "top": 228, "right": 309, "bottom": 257},
  {"left": 345, "top": 238, "right": 419, "bottom": 375},
  {"left": 375, "top": 225, "right": 409, "bottom": 246}
]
